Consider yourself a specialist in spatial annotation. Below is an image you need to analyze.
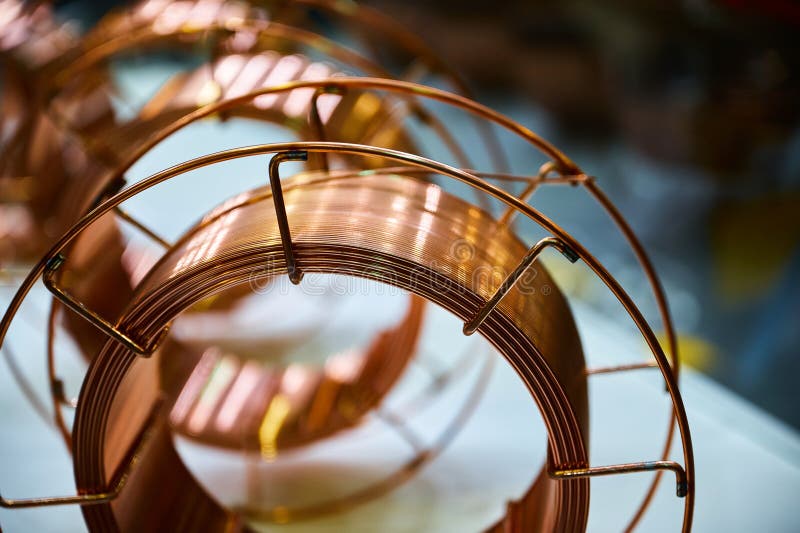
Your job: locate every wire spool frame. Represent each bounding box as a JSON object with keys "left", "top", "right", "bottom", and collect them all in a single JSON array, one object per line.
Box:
[{"left": 0, "top": 79, "right": 694, "bottom": 532}]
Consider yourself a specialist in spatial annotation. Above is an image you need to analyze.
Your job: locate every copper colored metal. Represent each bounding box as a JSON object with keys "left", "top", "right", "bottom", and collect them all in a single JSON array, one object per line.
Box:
[
  {"left": 74, "top": 169, "right": 589, "bottom": 531},
  {"left": 0, "top": 140, "right": 695, "bottom": 531},
  {"left": 586, "top": 361, "right": 660, "bottom": 376},
  {"left": 0, "top": 2, "right": 693, "bottom": 529},
  {"left": 44, "top": 253, "right": 166, "bottom": 356},
  {"left": 463, "top": 236, "right": 579, "bottom": 336},
  {"left": 269, "top": 150, "right": 308, "bottom": 285}
]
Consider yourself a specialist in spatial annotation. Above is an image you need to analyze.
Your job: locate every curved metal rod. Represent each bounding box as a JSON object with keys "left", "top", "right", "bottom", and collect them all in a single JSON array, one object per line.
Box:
[
  {"left": 550, "top": 460, "right": 687, "bottom": 498},
  {"left": 0, "top": 141, "right": 694, "bottom": 531},
  {"left": 47, "top": 298, "right": 73, "bottom": 449}
]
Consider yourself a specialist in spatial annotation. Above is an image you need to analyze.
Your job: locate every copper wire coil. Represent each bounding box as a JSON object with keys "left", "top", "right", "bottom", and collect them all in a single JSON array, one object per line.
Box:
[
  {"left": 0, "top": 137, "right": 695, "bottom": 530},
  {"left": 0, "top": 3, "right": 692, "bottom": 528},
  {"left": 72, "top": 171, "right": 588, "bottom": 531},
  {"left": 42, "top": 74, "right": 694, "bottom": 528}
]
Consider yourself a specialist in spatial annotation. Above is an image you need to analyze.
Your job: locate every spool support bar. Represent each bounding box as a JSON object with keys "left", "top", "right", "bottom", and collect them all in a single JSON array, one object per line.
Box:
[
  {"left": 42, "top": 254, "right": 165, "bottom": 357},
  {"left": 550, "top": 460, "right": 688, "bottom": 498},
  {"left": 463, "top": 236, "right": 579, "bottom": 336},
  {"left": 268, "top": 151, "right": 309, "bottom": 285}
]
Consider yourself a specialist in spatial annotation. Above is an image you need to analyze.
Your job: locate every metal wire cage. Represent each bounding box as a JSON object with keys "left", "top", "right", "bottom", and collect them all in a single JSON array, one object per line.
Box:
[
  {"left": 0, "top": 2, "right": 694, "bottom": 532},
  {"left": 0, "top": 80, "right": 694, "bottom": 532}
]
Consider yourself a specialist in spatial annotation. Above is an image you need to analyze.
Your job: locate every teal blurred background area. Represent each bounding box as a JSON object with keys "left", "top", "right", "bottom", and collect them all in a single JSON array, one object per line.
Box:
[{"left": 50, "top": 0, "right": 799, "bottom": 428}]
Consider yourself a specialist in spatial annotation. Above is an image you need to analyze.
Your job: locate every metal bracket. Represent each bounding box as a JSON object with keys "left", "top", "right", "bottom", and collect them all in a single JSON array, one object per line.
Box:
[
  {"left": 549, "top": 460, "right": 688, "bottom": 498},
  {"left": 463, "top": 237, "right": 579, "bottom": 336},
  {"left": 43, "top": 254, "right": 167, "bottom": 357},
  {"left": 268, "top": 151, "right": 308, "bottom": 285}
]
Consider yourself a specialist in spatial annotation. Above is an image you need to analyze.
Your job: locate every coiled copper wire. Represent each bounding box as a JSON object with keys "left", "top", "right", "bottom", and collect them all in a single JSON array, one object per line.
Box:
[
  {"left": 0, "top": 139, "right": 694, "bottom": 531},
  {"left": 33, "top": 75, "right": 694, "bottom": 530},
  {"left": 74, "top": 170, "right": 589, "bottom": 531},
  {"left": 0, "top": 3, "right": 694, "bottom": 529}
]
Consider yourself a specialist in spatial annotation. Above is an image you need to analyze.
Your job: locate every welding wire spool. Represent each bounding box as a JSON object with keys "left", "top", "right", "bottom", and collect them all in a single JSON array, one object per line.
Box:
[
  {"left": 0, "top": 10, "right": 688, "bottom": 528},
  {"left": 53, "top": 76, "right": 692, "bottom": 529},
  {"left": 72, "top": 169, "right": 588, "bottom": 531},
  {"left": 0, "top": 136, "right": 694, "bottom": 531}
]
